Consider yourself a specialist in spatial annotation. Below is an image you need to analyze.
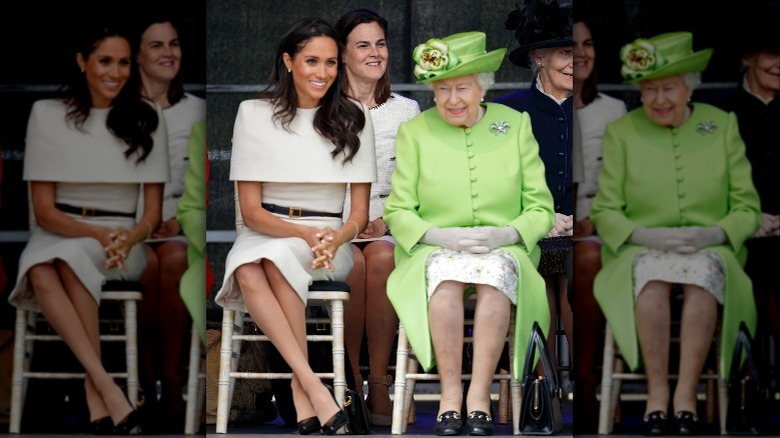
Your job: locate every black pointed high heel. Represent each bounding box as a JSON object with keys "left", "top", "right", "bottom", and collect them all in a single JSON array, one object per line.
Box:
[
  {"left": 114, "top": 409, "right": 141, "bottom": 435},
  {"left": 90, "top": 416, "right": 114, "bottom": 435},
  {"left": 297, "top": 416, "right": 321, "bottom": 435},
  {"left": 320, "top": 384, "right": 348, "bottom": 435},
  {"left": 321, "top": 410, "right": 348, "bottom": 435}
]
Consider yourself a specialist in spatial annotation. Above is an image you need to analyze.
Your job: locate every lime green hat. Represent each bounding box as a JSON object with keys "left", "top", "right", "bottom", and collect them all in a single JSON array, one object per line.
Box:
[
  {"left": 412, "top": 31, "right": 507, "bottom": 84},
  {"left": 620, "top": 31, "right": 713, "bottom": 83}
]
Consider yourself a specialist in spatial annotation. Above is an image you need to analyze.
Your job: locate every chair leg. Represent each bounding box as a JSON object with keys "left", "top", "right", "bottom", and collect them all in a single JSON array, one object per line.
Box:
[
  {"left": 9, "top": 308, "right": 29, "bottom": 434},
  {"left": 598, "top": 326, "right": 616, "bottom": 435},
  {"left": 391, "top": 324, "right": 409, "bottom": 435},
  {"left": 716, "top": 335, "right": 726, "bottom": 435},
  {"left": 402, "top": 355, "right": 418, "bottom": 432},
  {"left": 498, "top": 369, "right": 509, "bottom": 424},
  {"left": 329, "top": 299, "right": 347, "bottom": 412},
  {"left": 507, "top": 311, "right": 521, "bottom": 436},
  {"left": 124, "top": 299, "right": 140, "bottom": 407},
  {"left": 216, "top": 309, "right": 236, "bottom": 434},
  {"left": 185, "top": 324, "right": 201, "bottom": 434}
]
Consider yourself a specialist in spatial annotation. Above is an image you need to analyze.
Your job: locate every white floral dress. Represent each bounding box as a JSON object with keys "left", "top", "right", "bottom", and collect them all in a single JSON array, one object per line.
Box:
[
  {"left": 425, "top": 249, "right": 519, "bottom": 304},
  {"left": 633, "top": 249, "right": 725, "bottom": 304}
]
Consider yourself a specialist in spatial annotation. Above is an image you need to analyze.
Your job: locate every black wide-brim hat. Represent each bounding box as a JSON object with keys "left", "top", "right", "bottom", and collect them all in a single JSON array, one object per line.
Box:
[{"left": 505, "top": 0, "right": 573, "bottom": 68}]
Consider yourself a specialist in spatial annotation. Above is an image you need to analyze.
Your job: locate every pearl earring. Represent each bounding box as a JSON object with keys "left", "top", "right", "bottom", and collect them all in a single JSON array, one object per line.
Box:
[
  {"left": 480, "top": 97, "right": 484, "bottom": 102},
  {"left": 433, "top": 97, "right": 437, "bottom": 102}
]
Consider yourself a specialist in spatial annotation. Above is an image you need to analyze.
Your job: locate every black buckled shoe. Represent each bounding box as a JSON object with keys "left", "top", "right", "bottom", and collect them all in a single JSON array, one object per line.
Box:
[
  {"left": 465, "top": 411, "right": 494, "bottom": 436},
  {"left": 296, "top": 416, "right": 321, "bottom": 435},
  {"left": 674, "top": 411, "right": 699, "bottom": 436},
  {"left": 434, "top": 410, "right": 463, "bottom": 436},
  {"left": 643, "top": 410, "right": 670, "bottom": 436}
]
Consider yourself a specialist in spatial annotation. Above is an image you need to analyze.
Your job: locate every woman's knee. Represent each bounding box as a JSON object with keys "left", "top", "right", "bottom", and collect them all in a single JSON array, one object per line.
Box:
[
  {"left": 234, "top": 262, "right": 265, "bottom": 287},
  {"left": 28, "top": 263, "right": 59, "bottom": 291}
]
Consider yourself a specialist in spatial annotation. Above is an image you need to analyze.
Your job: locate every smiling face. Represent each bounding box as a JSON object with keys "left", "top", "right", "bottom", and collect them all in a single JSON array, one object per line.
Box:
[
  {"left": 638, "top": 74, "right": 692, "bottom": 128},
  {"left": 536, "top": 46, "right": 574, "bottom": 99},
  {"left": 283, "top": 36, "right": 339, "bottom": 108},
  {"left": 137, "top": 21, "right": 181, "bottom": 84},
  {"left": 573, "top": 22, "right": 594, "bottom": 85},
  {"left": 743, "top": 49, "right": 780, "bottom": 101},
  {"left": 432, "top": 74, "right": 484, "bottom": 127},
  {"left": 343, "top": 22, "right": 388, "bottom": 84},
  {"left": 76, "top": 36, "right": 131, "bottom": 108}
]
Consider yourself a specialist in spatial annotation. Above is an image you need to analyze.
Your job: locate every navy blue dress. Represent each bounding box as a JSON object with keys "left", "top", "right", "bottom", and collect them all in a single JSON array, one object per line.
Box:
[
  {"left": 496, "top": 78, "right": 574, "bottom": 276},
  {"left": 495, "top": 78, "right": 574, "bottom": 215}
]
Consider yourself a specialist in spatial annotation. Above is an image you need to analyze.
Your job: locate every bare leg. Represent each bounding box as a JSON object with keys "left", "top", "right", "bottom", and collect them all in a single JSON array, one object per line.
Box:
[
  {"left": 466, "top": 285, "right": 510, "bottom": 414},
  {"left": 428, "top": 280, "right": 466, "bottom": 415},
  {"left": 137, "top": 244, "right": 160, "bottom": 404},
  {"left": 558, "top": 273, "right": 573, "bottom": 359},
  {"left": 572, "top": 240, "right": 603, "bottom": 431},
  {"left": 344, "top": 244, "right": 366, "bottom": 379},
  {"left": 363, "top": 240, "right": 397, "bottom": 416},
  {"left": 544, "top": 276, "right": 559, "bottom": 368},
  {"left": 673, "top": 284, "right": 717, "bottom": 415},
  {"left": 636, "top": 280, "right": 672, "bottom": 415},
  {"left": 156, "top": 241, "right": 190, "bottom": 416},
  {"left": 29, "top": 263, "right": 133, "bottom": 424},
  {"left": 55, "top": 260, "right": 109, "bottom": 422},
  {"left": 235, "top": 260, "right": 339, "bottom": 425}
]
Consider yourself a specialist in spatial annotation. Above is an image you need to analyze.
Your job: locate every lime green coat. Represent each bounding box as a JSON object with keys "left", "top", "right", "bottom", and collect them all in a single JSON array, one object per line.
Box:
[
  {"left": 590, "top": 103, "right": 761, "bottom": 377},
  {"left": 383, "top": 103, "right": 555, "bottom": 377},
  {"left": 176, "top": 120, "right": 207, "bottom": 345}
]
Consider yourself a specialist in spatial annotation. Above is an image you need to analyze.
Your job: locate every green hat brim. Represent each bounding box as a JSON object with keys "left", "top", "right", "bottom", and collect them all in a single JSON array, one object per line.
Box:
[
  {"left": 624, "top": 48, "right": 713, "bottom": 83},
  {"left": 416, "top": 48, "right": 507, "bottom": 84}
]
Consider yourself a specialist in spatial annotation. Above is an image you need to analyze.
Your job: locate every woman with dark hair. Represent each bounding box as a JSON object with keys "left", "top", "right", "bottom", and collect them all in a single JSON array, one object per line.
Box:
[
  {"left": 131, "top": 10, "right": 206, "bottom": 432},
  {"left": 8, "top": 18, "right": 168, "bottom": 435},
  {"left": 570, "top": 15, "right": 627, "bottom": 433},
  {"left": 334, "top": 8, "right": 419, "bottom": 426},
  {"left": 213, "top": 17, "right": 376, "bottom": 435}
]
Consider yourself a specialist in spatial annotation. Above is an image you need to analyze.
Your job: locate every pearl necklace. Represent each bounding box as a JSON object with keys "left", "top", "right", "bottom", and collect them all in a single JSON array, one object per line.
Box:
[{"left": 474, "top": 105, "right": 485, "bottom": 125}]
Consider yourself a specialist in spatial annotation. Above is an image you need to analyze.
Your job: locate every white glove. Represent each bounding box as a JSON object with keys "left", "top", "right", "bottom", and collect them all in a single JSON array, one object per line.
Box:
[
  {"left": 682, "top": 226, "right": 726, "bottom": 251},
  {"left": 546, "top": 213, "right": 573, "bottom": 238},
  {"left": 629, "top": 226, "right": 726, "bottom": 253},
  {"left": 421, "top": 226, "right": 519, "bottom": 253},
  {"left": 421, "top": 227, "right": 484, "bottom": 252},
  {"left": 459, "top": 226, "right": 521, "bottom": 254}
]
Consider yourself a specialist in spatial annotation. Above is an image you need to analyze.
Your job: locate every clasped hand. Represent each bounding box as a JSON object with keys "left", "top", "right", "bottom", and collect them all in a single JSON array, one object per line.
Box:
[
  {"left": 102, "top": 226, "right": 133, "bottom": 271},
  {"left": 308, "top": 226, "right": 341, "bottom": 271},
  {"left": 629, "top": 226, "right": 726, "bottom": 253},
  {"left": 754, "top": 213, "right": 780, "bottom": 238},
  {"left": 546, "top": 213, "right": 573, "bottom": 238},
  {"left": 421, "top": 226, "right": 519, "bottom": 254}
]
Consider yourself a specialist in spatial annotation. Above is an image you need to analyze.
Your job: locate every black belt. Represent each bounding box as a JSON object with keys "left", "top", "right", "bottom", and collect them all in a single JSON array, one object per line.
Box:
[
  {"left": 55, "top": 203, "right": 136, "bottom": 218},
  {"left": 262, "top": 202, "right": 342, "bottom": 218}
]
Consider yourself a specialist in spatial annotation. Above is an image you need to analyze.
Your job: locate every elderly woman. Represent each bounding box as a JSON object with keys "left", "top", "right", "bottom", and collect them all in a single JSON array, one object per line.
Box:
[
  {"left": 590, "top": 32, "right": 761, "bottom": 435},
  {"left": 496, "top": 0, "right": 574, "bottom": 362},
  {"left": 384, "top": 31, "right": 554, "bottom": 436}
]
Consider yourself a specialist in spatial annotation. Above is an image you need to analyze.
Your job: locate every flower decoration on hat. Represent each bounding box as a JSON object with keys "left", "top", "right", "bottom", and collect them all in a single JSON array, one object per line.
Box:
[
  {"left": 413, "top": 38, "right": 461, "bottom": 80},
  {"left": 620, "top": 39, "right": 667, "bottom": 80}
]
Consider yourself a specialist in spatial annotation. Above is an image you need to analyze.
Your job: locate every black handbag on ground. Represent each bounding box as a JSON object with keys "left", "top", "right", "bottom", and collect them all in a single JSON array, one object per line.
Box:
[
  {"left": 725, "top": 321, "right": 769, "bottom": 435},
  {"left": 342, "top": 387, "right": 371, "bottom": 435},
  {"left": 342, "top": 351, "right": 371, "bottom": 435},
  {"left": 518, "top": 321, "right": 563, "bottom": 435}
]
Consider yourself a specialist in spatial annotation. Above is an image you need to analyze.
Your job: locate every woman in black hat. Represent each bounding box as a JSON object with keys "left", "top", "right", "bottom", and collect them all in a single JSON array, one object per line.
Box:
[{"left": 495, "top": 0, "right": 574, "bottom": 366}]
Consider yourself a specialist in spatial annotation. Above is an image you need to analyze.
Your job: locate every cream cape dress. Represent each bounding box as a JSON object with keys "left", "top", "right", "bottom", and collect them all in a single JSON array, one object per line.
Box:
[
  {"left": 214, "top": 99, "right": 376, "bottom": 313},
  {"left": 9, "top": 99, "right": 169, "bottom": 312}
]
